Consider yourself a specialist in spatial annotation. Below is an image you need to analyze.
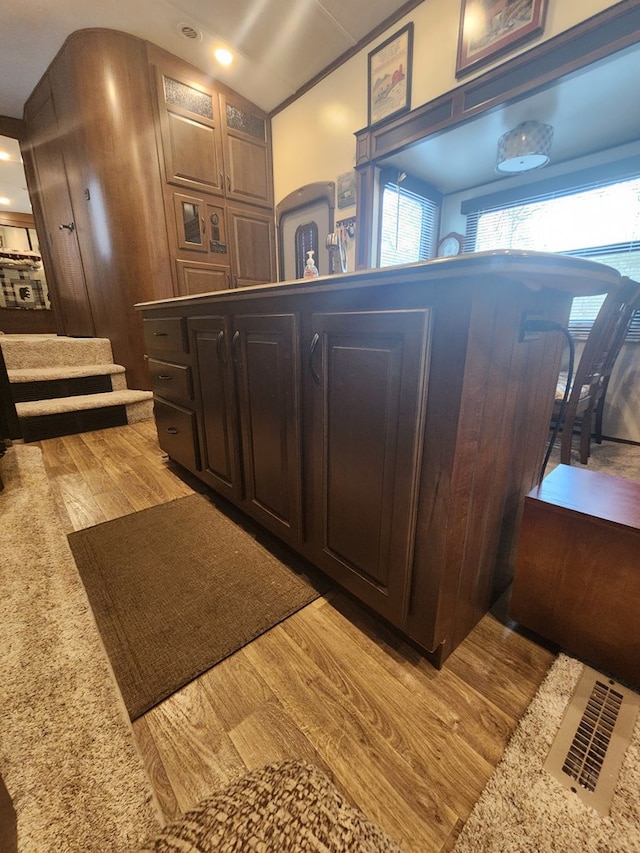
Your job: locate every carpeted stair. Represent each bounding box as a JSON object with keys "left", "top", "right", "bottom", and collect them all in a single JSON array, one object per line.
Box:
[{"left": 0, "top": 334, "right": 153, "bottom": 441}]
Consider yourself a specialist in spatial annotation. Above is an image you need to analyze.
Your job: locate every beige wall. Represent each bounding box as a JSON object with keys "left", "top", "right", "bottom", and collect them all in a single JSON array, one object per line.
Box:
[
  {"left": 271, "top": 0, "right": 619, "bottom": 209},
  {"left": 272, "top": 0, "right": 637, "bottom": 444}
]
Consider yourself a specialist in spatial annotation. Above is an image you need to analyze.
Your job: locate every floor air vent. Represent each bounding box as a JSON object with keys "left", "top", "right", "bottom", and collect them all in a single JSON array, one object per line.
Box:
[{"left": 544, "top": 664, "right": 639, "bottom": 815}]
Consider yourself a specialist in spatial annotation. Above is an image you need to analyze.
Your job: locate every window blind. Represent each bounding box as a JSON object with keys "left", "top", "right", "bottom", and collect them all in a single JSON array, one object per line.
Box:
[
  {"left": 379, "top": 178, "right": 439, "bottom": 267},
  {"left": 464, "top": 169, "right": 640, "bottom": 340}
]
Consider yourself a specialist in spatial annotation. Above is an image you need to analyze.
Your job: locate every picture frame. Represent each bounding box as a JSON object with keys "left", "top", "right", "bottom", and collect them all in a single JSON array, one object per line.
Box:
[
  {"left": 368, "top": 23, "right": 413, "bottom": 128},
  {"left": 337, "top": 171, "right": 357, "bottom": 209},
  {"left": 456, "top": 0, "right": 548, "bottom": 78}
]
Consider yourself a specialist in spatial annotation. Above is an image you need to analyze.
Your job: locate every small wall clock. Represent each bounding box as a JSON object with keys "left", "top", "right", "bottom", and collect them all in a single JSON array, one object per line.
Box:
[{"left": 437, "top": 232, "right": 464, "bottom": 257}]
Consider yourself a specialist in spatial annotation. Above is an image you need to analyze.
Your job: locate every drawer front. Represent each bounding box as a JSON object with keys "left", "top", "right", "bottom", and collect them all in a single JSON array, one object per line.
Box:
[
  {"left": 143, "top": 317, "right": 188, "bottom": 355},
  {"left": 149, "top": 358, "right": 193, "bottom": 402},
  {"left": 154, "top": 399, "right": 199, "bottom": 471}
]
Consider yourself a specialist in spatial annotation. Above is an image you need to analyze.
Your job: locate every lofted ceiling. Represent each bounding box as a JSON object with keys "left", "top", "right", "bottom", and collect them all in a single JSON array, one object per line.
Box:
[
  {"left": 0, "top": 0, "right": 415, "bottom": 120},
  {"left": 1, "top": 2, "right": 639, "bottom": 219}
]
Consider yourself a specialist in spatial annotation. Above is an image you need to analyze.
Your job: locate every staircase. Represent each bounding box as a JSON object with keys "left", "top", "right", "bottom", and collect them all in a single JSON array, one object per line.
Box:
[{"left": 0, "top": 334, "right": 153, "bottom": 442}]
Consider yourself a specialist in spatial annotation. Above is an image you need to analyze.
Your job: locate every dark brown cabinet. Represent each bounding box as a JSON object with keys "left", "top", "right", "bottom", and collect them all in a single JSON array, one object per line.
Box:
[
  {"left": 23, "top": 29, "right": 276, "bottom": 388},
  {"left": 138, "top": 253, "right": 620, "bottom": 668},
  {"left": 188, "top": 311, "right": 302, "bottom": 546},
  {"left": 150, "top": 45, "right": 275, "bottom": 297},
  {"left": 307, "top": 310, "right": 431, "bottom": 623}
]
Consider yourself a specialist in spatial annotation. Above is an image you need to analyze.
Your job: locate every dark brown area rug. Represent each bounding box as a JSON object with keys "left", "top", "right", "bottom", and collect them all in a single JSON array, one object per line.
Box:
[{"left": 68, "top": 494, "right": 328, "bottom": 720}]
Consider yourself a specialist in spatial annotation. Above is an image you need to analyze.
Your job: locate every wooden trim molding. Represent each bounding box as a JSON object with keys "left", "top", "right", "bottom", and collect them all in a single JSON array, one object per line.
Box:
[{"left": 355, "top": 0, "right": 640, "bottom": 165}]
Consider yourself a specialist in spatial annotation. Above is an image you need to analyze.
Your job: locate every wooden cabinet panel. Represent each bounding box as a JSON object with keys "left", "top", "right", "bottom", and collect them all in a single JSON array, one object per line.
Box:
[
  {"left": 25, "top": 87, "right": 94, "bottom": 337},
  {"left": 176, "top": 261, "right": 230, "bottom": 296},
  {"left": 154, "top": 65, "right": 225, "bottom": 197},
  {"left": 154, "top": 398, "right": 199, "bottom": 471},
  {"left": 143, "top": 317, "right": 188, "bottom": 355},
  {"left": 221, "top": 92, "right": 273, "bottom": 209},
  {"left": 188, "top": 316, "right": 242, "bottom": 501},
  {"left": 148, "top": 358, "right": 193, "bottom": 403},
  {"left": 308, "top": 309, "right": 431, "bottom": 624},
  {"left": 227, "top": 203, "right": 276, "bottom": 287},
  {"left": 234, "top": 313, "right": 303, "bottom": 545}
]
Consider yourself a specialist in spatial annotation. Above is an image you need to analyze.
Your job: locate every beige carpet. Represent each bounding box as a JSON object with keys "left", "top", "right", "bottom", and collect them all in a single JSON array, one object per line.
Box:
[
  {"left": 68, "top": 494, "right": 328, "bottom": 720},
  {"left": 0, "top": 444, "right": 161, "bottom": 852},
  {"left": 453, "top": 654, "right": 640, "bottom": 852}
]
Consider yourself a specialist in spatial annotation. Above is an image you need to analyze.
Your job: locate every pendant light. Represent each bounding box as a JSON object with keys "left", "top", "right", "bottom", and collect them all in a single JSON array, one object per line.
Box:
[{"left": 496, "top": 121, "right": 554, "bottom": 173}]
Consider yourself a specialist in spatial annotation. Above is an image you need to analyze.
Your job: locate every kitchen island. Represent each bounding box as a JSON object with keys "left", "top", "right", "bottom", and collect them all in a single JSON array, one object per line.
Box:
[{"left": 136, "top": 251, "right": 620, "bottom": 665}]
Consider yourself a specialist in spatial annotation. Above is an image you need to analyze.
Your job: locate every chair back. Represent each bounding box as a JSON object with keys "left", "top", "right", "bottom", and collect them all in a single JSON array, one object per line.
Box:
[{"left": 559, "top": 277, "right": 640, "bottom": 463}]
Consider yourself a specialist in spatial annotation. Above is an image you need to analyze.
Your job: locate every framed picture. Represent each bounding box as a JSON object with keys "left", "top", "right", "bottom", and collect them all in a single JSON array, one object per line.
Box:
[
  {"left": 368, "top": 23, "right": 413, "bottom": 128},
  {"left": 337, "top": 171, "right": 357, "bottom": 209},
  {"left": 456, "top": 0, "right": 548, "bottom": 78}
]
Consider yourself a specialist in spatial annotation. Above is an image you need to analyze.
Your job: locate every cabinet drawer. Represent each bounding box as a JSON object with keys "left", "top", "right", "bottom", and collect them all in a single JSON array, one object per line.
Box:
[
  {"left": 154, "top": 398, "right": 200, "bottom": 471},
  {"left": 149, "top": 358, "right": 193, "bottom": 402},
  {"left": 143, "top": 317, "right": 188, "bottom": 355}
]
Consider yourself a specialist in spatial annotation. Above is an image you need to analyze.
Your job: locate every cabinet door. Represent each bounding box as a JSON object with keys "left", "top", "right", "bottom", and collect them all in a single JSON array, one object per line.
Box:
[
  {"left": 154, "top": 65, "right": 225, "bottom": 197},
  {"left": 220, "top": 92, "right": 273, "bottom": 209},
  {"left": 308, "top": 309, "right": 431, "bottom": 624},
  {"left": 227, "top": 203, "right": 276, "bottom": 287},
  {"left": 189, "top": 316, "right": 242, "bottom": 501},
  {"left": 233, "top": 313, "right": 303, "bottom": 546},
  {"left": 171, "top": 192, "right": 231, "bottom": 294},
  {"left": 26, "top": 90, "right": 95, "bottom": 336}
]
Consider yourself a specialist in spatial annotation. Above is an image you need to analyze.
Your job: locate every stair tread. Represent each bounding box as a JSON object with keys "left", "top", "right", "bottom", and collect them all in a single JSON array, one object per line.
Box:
[
  {"left": 8, "top": 364, "right": 126, "bottom": 382},
  {"left": 0, "top": 335, "right": 114, "bottom": 370},
  {"left": 16, "top": 390, "right": 153, "bottom": 417}
]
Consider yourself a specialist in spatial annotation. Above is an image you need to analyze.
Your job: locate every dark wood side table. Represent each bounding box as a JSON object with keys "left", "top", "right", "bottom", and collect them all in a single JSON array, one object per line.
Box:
[{"left": 510, "top": 463, "right": 640, "bottom": 689}]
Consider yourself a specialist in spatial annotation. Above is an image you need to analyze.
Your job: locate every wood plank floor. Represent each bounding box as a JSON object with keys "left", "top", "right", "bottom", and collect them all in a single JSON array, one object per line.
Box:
[{"left": 38, "top": 420, "right": 555, "bottom": 852}]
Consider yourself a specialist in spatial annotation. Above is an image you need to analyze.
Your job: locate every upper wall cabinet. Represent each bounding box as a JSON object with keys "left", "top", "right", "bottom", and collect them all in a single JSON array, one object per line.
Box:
[{"left": 150, "top": 46, "right": 273, "bottom": 209}]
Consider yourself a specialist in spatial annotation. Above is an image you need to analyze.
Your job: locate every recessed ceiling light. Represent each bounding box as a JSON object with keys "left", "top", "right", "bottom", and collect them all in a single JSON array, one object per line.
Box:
[{"left": 214, "top": 48, "right": 233, "bottom": 66}]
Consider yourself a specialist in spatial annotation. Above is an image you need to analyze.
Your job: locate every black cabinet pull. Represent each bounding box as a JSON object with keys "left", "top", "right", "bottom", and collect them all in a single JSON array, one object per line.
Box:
[
  {"left": 153, "top": 331, "right": 168, "bottom": 337},
  {"left": 231, "top": 330, "right": 240, "bottom": 366},
  {"left": 157, "top": 374, "right": 172, "bottom": 380},
  {"left": 216, "top": 329, "right": 226, "bottom": 365},
  {"left": 166, "top": 427, "right": 179, "bottom": 434},
  {"left": 309, "top": 333, "right": 320, "bottom": 384}
]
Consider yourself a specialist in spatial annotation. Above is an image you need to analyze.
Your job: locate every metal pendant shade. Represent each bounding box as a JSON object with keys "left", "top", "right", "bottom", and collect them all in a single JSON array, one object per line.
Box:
[{"left": 496, "top": 121, "right": 554, "bottom": 173}]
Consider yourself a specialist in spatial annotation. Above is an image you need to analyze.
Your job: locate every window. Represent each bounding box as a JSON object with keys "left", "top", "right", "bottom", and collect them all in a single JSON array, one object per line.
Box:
[
  {"left": 464, "top": 167, "right": 640, "bottom": 339},
  {"left": 378, "top": 172, "right": 440, "bottom": 267}
]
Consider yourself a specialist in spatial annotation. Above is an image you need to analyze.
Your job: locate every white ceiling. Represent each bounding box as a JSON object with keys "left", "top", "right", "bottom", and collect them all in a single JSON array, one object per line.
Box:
[
  {"left": 0, "top": 0, "right": 408, "bottom": 120},
  {"left": 1, "top": 2, "right": 639, "bottom": 218}
]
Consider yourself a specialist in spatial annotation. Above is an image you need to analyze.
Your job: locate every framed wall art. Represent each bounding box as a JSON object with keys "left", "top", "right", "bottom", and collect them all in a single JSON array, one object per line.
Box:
[
  {"left": 456, "top": 0, "right": 548, "bottom": 78},
  {"left": 368, "top": 23, "right": 413, "bottom": 128}
]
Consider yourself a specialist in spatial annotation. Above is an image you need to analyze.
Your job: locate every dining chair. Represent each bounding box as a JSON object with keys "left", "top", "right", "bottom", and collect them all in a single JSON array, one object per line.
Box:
[{"left": 553, "top": 276, "right": 640, "bottom": 465}]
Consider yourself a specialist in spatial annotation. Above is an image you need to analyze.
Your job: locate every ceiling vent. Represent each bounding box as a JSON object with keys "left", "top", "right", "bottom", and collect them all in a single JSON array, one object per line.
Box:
[
  {"left": 544, "top": 664, "right": 639, "bottom": 815},
  {"left": 177, "top": 24, "right": 203, "bottom": 42}
]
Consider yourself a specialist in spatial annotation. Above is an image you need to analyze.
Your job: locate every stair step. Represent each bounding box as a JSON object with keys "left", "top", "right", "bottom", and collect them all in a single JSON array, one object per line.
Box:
[
  {"left": 15, "top": 392, "right": 154, "bottom": 442},
  {"left": 0, "top": 335, "right": 114, "bottom": 370},
  {"left": 15, "top": 389, "right": 153, "bottom": 419},
  {"left": 7, "top": 364, "right": 126, "bottom": 383}
]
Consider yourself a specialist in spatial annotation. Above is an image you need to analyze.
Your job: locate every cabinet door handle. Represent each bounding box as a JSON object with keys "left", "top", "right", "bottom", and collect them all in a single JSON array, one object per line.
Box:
[
  {"left": 157, "top": 374, "right": 172, "bottom": 380},
  {"left": 166, "top": 427, "right": 179, "bottom": 434},
  {"left": 226, "top": 174, "right": 231, "bottom": 192},
  {"left": 309, "top": 333, "right": 320, "bottom": 384},
  {"left": 153, "top": 331, "right": 168, "bottom": 337},
  {"left": 231, "top": 330, "right": 241, "bottom": 366},
  {"left": 219, "top": 171, "right": 224, "bottom": 189},
  {"left": 59, "top": 222, "right": 75, "bottom": 232},
  {"left": 216, "top": 329, "right": 226, "bottom": 365}
]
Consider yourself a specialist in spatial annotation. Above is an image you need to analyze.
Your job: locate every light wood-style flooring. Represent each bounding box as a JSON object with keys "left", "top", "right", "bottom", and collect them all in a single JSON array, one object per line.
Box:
[{"left": 38, "top": 420, "right": 555, "bottom": 853}]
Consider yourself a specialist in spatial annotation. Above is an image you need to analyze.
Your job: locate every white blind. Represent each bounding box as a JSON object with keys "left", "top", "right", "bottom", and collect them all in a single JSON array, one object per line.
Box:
[
  {"left": 465, "top": 173, "right": 640, "bottom": 340},
  {"left": 379, "top": 181, "right": 439, "bottom": 267}
]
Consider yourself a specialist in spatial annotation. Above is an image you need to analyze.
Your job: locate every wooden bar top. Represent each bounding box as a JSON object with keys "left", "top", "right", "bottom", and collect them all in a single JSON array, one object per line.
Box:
[
  {"left": 529, "top": 463, "right": 640, "bottom": 531},
  {"left": 135, "top": 250, "right": 621, "bottom": 310}
]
